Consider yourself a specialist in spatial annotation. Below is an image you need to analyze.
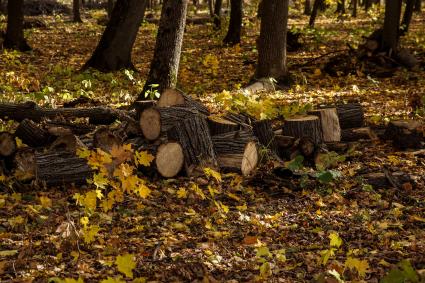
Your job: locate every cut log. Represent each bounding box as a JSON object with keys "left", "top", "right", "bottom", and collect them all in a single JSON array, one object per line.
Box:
[
  {"left": 336, "top": 103, "right": 364, "bottom": 129},
  {"left": 252, "top": 119, "right": 278, "bottom": 154},
  {"left": 155, "top": 142, "right": 184, "bottom": 178},
  {"left": 341, "top": 127, "right": 378, "bottom": 142},
  {"left": 241, "top": 78, "right": 275, "bottom": 94},
  {"left": 384, "top": 120, "right": 424, "bottom": 149},
  {"left": 363, "top": 171, "right": 413, "bottom": 188},
  {"left": 212, "top": 130, "right": 258, "bottom": 175},
  {"left": 0, "top": 101, "right": 131, "bottom": 124},
  {"left": 134, "top": 100, "right": 157, "bottom": 117},
  {"left": 139, "top": 106, "right": 199, "bottom": 141},
  {"left": 50, "top": 134, "right": 87, "bottom": 153},
  {"left": 15, "top": 119, "right": 51, "bottom": 147},
  {"left": 35, "top": 151, "right": 93, "bottom": 186},
  {"left": 207, "top": 115, "right": 240, "bottom": 135},
  {"left": 224, "top": 112, "right": 254, "bottom": 128},
  {"left": 157, "top": 88, "right": 210, "bottom": 115},
  {"left": 308, "top": 108, "right": 341, "bottom": 142},
  {"left": 13, "top": 148, "right": 36, "bottom": 181},
  {"left": 45, "top": 121, "right": 95, "bottom": 136},
  {"left": 167, "top": 115, "right": 218, "bottom": 176},
  {"left": 282, "top": 115, "right": 323, "bottom": 144},
  {"left": 93, "top": 127, "right": 122, "bottom": 152},
  {"left": 275, "top": 135, "right": 295, "bottom": 148},
  {"left": 0, "top": 132, "right": 17, "bottom": 157}
]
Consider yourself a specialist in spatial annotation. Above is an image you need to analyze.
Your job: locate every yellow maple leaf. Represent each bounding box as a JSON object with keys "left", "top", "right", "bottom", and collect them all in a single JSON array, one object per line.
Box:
[
  {"left": 134, "top": 150, "right": 154, "bottom": 167},
  {"left": 177, "top": 187, "right": 187, "bottom": 199},
  {"left": 76, "top": 147, "right": 91, "bottom": 159},
  {"left": 80, "top": 216, "right": 89, "bottom": 227},
  {"left": 345, "top": 257, "right": 370, "bottom": 278},
  {"left": 92, "top": 173, "right": 109, "bottom": 189},
  {"left": 39, "top": 196, "right": 52, "bottom": 208},
  {"left": 111, "top": 144, "right": 133, "bottom": 164},
  {"left": 0, "top": 174, "right": 6, "bottom": 182},
  {"left": 203, "top": 167, "right": 221, "bottom": 182},
  {"left": 135, "top": 184, "right": 151, "bottom": 199},
  {"left": 101, "top": 191, "right": 116, "bottom": 212},
  {"left": 115, "top": 253, "right": 136, "bottom": 278},
  {"left": 82, "top": 225, "right": 100, "bottom": 244},
  {"left": 329, "top": 232, "right": 343, "bottom": 248}
]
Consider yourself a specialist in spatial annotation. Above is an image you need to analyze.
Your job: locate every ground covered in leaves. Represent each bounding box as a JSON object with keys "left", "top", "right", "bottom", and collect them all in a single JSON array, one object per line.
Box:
[{"left": 0, "top": 6, "right": 425, "bottom": 283}]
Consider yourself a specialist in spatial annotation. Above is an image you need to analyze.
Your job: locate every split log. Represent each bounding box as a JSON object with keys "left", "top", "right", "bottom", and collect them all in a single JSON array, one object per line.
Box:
[
  {"left": 224, "top": 112, "right": 254, "bottom": 128},
  {"left": 0, "top": 101, "right": 130, "bottom": 125},
  {"left": 93, "top": 127, "right": 122, "bottom": 152},
  {"left": 276, "top": 136, "right": 317, "bottom": 161},
  {"left": 212, "top": 130, "right": 258, "bottom": 175},
  {"left": 384, "top": 120, "right": 424, "bottom": 149},
  {"left": 139, "top": 106, "right": 199, "bottom": 141},
  {"left": 15, "top": 119, "right": 51, "bottom": 147},
  {"left": 157, "top": 89, "right": 210, "bottom": 116},
  {"left": 45, "top": 121, "right": 95, "bottom": 136},
  {"left": 252, "top": 120, "right": 278, "bottom": 154},
  {"left": 0, "top": 132, "right": 17, "bottom": 157},
  {"left": 155, "top": 142, "right": 184, "bottom": 178},
  {"left": 341, "top": 127, "right": 378, "bottom": 142},
  {"left": 336, "top": 103, "right": 364, "bottom": 129},
  {"left": 35, "top": 151, "right": 93, "bottom": 186},
  {"left": 282, "top": 115, "right": 323, "bottom": 144},
  {"left": 207, "top": 115, "right": 240, "bottom": 135},
  {"left": 49, "top": 134, "right": 87, "bottom": 153},
  {"left": 308, "top": 108, "right": 341, "bottom": 142},
  {"left": 168, "top": 115, "right": 218, "bottom": 176}
]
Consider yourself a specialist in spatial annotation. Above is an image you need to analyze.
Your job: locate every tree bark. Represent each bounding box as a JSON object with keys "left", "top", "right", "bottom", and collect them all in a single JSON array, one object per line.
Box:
[
  {"left": 309, "top": 0, "right": 323, "bottom": 27},
  {"left": 213, "top": 0, "right": 222, "bottom": 29},
  {"left": 83, "top": 0, "right": 147, "bottom": 72},
  {"left": 157, "top": 88, "right": 210, "bottom": 115},
  {"left": 73, "top": 0, "right": 83, "bottom": 22},
  {"left": 137, "top": 0, "right": 188, "bottom": 100},
  {"left": 4, "top": 0, "right": 31, "bottom": 51},
  {"left": 336, "top": 0, "right": 345, "bottom": 14},
  {"left": 382, "top": 0, "right": 402, "bottom": 52},
  {"left": 304, "top": 0, "right": 311, "bottom": 15},
  {"left": 400, "top": 0, "right": 415, "bottom": 35},
  {"left": 223, "top": 0, "right": 243, "bottom": 46},
  {"left": 107, "top": 0, "right": 115, "bottom": 19},
  {"left": 282, "top": 116, "right": 323, "bottom": 144},
  {"left": 255, "top": 0, "right": 289, "bottom": 82},
  {"left": 336, "top": 103, "right": 365, "bottom": 129},
  {"left": 352, "top": 0, "right": 357, "bottom": 17},
  {"left": 414, "top": 0, "right": 421, "bottom": 11}
]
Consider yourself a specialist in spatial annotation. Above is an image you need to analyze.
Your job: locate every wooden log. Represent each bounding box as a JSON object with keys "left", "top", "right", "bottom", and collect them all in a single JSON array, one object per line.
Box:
[
  {"left": 13, "top": 148, "right": 36, "bottom": 181},
  {"left": 0, "top": 132, "right": 17, "bottom": 157},
  {"left": 157, "top": 88, "right": 210, "bottom": 116},
  {"left": 139, "top": 106, "right": 199, "bottom": 141},
  {"left": 134, "top": 100, "right": 157, "bottom": 113},
  {"left": 363, "top": 171, "right": 413, "bottom": 188},
  {"left": 49, "top": 134, "right": 87, "bottom": 154},
  {"left": 35, "top": 151, "right": 93, "bottom": 186},
  {"left": 384, "top": 120, "right": 424, "bottom": 149},
  {"left": 282, "top": 115, "right": 323, "bottom": 144},
  {"left": 224, "top": 112, "right": 254, "bottom": 128},
  {"left": 253, "top": 119, "right": 278, "bottom": 154},
  {"left": 93, "top": 127, "right": 122, "bottom": 152},
  {"left": 15, "top": 119, "right": 51, "bottom": 147},
  {"left": 275, "top": 135, "right": 295, "bottom": 148},
  {"left": 0, "top": 101, "right": 130, "bottom": 125},
  {"left": 336, "top": 103, "right": 364, "bottom": 129},
  {"left": 341, "top": 127, "right": 378, "bottom": 142},
  {"left": 45, "top": 121, "right": 95, "bottom": 136},
  {"left": 308, "top": 108, "right": 341, "bottom": 142},
  {"left": 155, "top": 142, "right": 184, "bottom": 178},
  {"left": 207, "top": 115, "right": 240, "bottom": 135},
  {"left": 167, "top": 115, "right": 218, "bottom": 176},
  {"left": 212, "top": 130, "right": 258, "bottom": 175}
]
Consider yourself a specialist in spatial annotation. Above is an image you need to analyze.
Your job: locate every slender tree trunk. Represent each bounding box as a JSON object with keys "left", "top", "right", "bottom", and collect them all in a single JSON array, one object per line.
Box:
[
  {"left": 223, "top": 0, "right": 242, "bottom": 45},
  {"left": 73, "top": 0, "right": 83, "bottom": 22},
  {"left": 309, "top": 0, "right": 323, "bottom": 27},
  {"left": 382, "top": 0, "right": 402, "bottom": 52},
  {"left": 255, "top": 0, "right": 289, "bottom": 81},
  {"left": 4, "top": 0, "right": 31, "bottom": 51},
  {"left": 352, "top": 0, "right": 357, "bottom": 17},
  {"left": 336, "top": 0, "right": 345, "bottom": 14},
  {"left": 107, "top": 0, "right": 115, "bottom": 19},
  {"left": 84, "top": 0, "right": 147, "bottom": 72},
  {"left": 304, "top": 0, "right": 311, "bottom": 15},
  {"left": 137, "top": 0, "right": 189, "bottom": 100},
  {"left": 208, "top": 0, "right": 214, "bottom": 17},
  {"left": 401, "top": 0, "right": 415, "bottom": 35},
  {"left": 414, "top": 0, "right": 421, "bottom": 11},
  {"left": 213, "top": 0, "right": 222, "bottom": 29}
]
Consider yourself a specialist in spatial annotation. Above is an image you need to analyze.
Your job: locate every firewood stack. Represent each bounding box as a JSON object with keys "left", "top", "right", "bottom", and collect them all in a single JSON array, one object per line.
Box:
[{"left": 0, "top": 92, "right": 423, "bottom": 186}]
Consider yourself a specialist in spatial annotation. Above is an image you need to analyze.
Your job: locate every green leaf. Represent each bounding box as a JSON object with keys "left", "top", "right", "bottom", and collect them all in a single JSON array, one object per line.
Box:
[
  {"left": 286, "top": 155, "right": 304, "bottom": 171},
  {"left": 318, "top": 171, "right": 334, "bottom": 183},
  {"left": 398, "top": 260, "right": 419, "bottom": 282}
]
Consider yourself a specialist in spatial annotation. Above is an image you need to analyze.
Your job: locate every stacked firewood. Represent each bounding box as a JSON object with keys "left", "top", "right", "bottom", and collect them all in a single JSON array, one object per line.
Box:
[{"left": 0, "top": 91, "right": 423, "bottom": 187}]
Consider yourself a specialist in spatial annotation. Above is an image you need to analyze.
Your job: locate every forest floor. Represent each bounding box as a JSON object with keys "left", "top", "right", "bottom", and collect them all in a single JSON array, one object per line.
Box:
[{"left": 0, "top": 7, "right": 425, "bottom": 283}]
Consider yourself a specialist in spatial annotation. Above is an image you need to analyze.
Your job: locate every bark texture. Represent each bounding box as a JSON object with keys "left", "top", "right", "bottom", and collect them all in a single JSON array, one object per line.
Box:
[
  {"left": 73, "top": 0, "right": 82, "bottom": 22},
  {"left": 382, "top": 0, "right": 402, "bottom": 52},
  {"left": 4, "top": 0, "right": 31, "bottom": 51},
  {"left": 84, "top": 0, "right": 147, "bottom": 72},
  {"left": 223, "top": 0, "right": 243, "bottom": 46}
]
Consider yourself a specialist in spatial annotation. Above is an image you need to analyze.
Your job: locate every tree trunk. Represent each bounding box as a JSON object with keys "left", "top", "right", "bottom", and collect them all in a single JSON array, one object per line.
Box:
[
  {"left": 223, "top": 0, "right": 243, "bottom": 46},
  {"left": 382, "top": 0, "right": 402, "bottom": 52},
  {"left": 352, "top": 0, "right": 357, "bottom": 17},
  {"left": 255, "top": 0, "right": 289, "bottom": 82},
  {"left": 137, "top": 0, "right": 188, "bottom": 100},
  {"left": 83, "top": 0, "right": 147, "bottom": 72},
  {"left": 364, "top": 0, "right": 371, "bottom": 11},
  {"left": 400, "top": 0, "right": 415, "bottom": 35},
  {"left": 336, "top": 0, "right": 345, "bottom": 14},
  {"left": 414, "top": 0, "right": 421, "bottom": 11},
  {"left": 4, "top": 0, "right": 31, "bottom": 51},
  {"left": 73, "top": 0, "right": 82, "bottom": 22},
  {"left": 208, "top": 0, "right": 214, "bottom": 17},
  {"left": 304, "top": 0, "right": 311, "bottom": 15},
  {"left": 107, "top": 0, "right": 115, "bottom": 19},
  {"left": 309, "top": 0, "right": 323, "bottom": 27},
  {"left": 213, "top": 0, "right": 222, "bottom": 29}
]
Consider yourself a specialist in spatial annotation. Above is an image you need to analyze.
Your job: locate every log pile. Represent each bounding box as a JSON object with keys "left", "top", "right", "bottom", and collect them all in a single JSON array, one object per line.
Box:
[{"left": 0, "top": 91, "right": 423, "bottom": 187}]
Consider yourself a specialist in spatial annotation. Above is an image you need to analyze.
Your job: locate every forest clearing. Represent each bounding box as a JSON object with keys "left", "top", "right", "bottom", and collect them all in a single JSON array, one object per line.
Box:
[{"left": 0, "top": 0, "right": 425, "bottom": 282}]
